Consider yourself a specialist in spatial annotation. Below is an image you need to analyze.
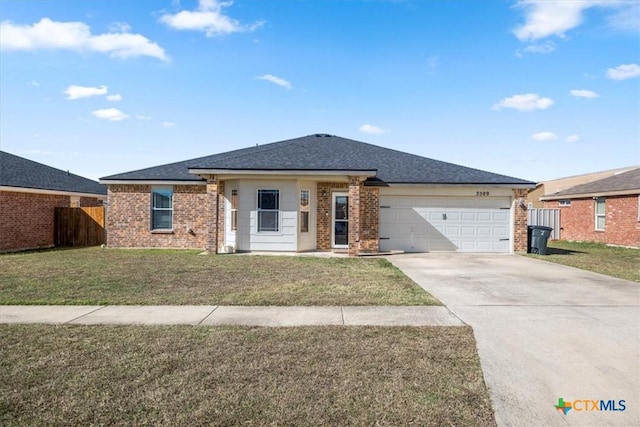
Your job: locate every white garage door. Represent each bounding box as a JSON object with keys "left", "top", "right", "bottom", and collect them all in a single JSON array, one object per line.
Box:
[{"left": 379, "top": 196, "right": 511, "bottom": 253}]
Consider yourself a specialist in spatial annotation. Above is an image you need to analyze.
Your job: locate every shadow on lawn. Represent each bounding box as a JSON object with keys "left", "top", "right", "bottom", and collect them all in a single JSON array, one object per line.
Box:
[{"left": 545, "top": 246, "right": 587, "bottom": 256}]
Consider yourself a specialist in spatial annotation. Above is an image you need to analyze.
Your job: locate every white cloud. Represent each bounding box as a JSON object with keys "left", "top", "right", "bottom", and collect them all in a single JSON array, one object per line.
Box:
[
  {"left": 566, "top": 134, "right": 581, "bottom": 143},
  {"left": 92, "top": 108, "right": 129, "bottom": 121},
  {"left": 515, "top": 41, "right": 555, "bottom": 57},
  {"left": 160, "top": 0, "right": 264, "bottom": 37},
  {"left": 135, "top": 114, "right": 152, "bottom": 120},
  {"left": 570, "top": 89, "right": 599, "bottom": 99},
  {"left": 359, "top": 124, "right": 388, "bottom": 135},
  {"left": 492, "top": 93, "right": 554, "bottom": 111},
  {"left": 607, "top": 63, "right": 640, "bottom": 80},
  {"left": 531, "top": 132, "right": 558, "bottom": 141},
  {"left": 106, "top": 94, "right": 122, "bottom": 101},
  {"left": 0, "top": 18, "right": 168, "bottom": 61},
  {"left": 257, "top": 74, "right": 292, "bottom": 89},
  {"left": 64, "top": 85, "right": 108, "bottom": 100},
  {"left": 162, "top": 121, "right": 176, "bottom": 128},
  {"left": 28, "top": 80, "right": 40, "bottom": 86},
  {"left": 512, "top": 0, "right": 626, "bottom": 42}
]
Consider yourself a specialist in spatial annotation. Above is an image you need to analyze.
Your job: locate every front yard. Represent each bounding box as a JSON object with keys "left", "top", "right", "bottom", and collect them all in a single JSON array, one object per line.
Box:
[
  {"left": 0, "top": 324, "right": 495, "bottom": 426},
  {"left": 0, "top": 248, "right": 439, "bottom": 305},
  {"left": 528, "top": 240, "right": 640, "bottom": 283}
]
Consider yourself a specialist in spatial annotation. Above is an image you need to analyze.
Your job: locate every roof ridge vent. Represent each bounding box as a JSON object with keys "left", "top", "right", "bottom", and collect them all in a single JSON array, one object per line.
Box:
[{"left": 314, "top": 133, "right": 332, "bottom": 137}]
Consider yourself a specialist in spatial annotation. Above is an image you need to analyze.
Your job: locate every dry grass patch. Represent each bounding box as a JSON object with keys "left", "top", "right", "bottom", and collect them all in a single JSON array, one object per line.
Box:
[
  {"left": 0, "top": 248, "right": 439, "bottom": 305},
  {"left": 0, "top": 325, "right": 494, "bottom": 426},
  {"left": 528, "top": 241, "right": 639, "bottom": 283}
]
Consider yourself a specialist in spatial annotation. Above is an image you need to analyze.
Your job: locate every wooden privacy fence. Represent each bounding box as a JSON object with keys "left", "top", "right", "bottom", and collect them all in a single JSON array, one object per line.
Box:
[
  {"left": 55, "top": 207, "right": 105, "bottom": 247},
  {"left": 527, "top": 208, "right": 561, "bottom": 240}
]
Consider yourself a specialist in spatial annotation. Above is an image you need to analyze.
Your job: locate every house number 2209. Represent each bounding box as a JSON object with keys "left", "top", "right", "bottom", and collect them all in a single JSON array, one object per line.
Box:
[{"left": 476, "top": 191, "right": 490, "bottom": 196}]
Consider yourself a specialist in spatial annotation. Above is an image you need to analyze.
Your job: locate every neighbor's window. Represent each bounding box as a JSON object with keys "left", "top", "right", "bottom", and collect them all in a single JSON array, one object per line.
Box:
[
  {"left": 231, "top": 189, "right": 238, "bottom": 231},
  {"left": 559, "top": 200, "right": 571, "bottom": 207},
  {"left": 257, "top": 189, "right": 279, "bottom": 232},
  {"left": 300, "top": 189, "right": 310, "bottom": 233},
  {"left": 152, "top": 187, "right": 173, "bottom": 230},
  {"left": 595, "top": 197, "right": 605, "bottom": 231}
]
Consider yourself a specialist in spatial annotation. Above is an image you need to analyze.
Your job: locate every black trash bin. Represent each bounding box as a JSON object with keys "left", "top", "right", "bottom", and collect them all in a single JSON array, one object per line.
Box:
[{"left": 528, "top": 225, "right": 553, "bottom": 255}]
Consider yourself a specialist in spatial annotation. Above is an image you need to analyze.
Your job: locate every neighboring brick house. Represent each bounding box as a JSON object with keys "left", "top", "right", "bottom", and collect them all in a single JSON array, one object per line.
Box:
[
  {"left": 527, "top": 166, "right": 637, "bottom": 209},
  {"left": 0, "top": 151, "right": 107, "bottom": 252},
  {"left": 541, "top": 168, "right": 640, "bottom": 247},
  {"left": 100, "top": 134, "right": 535, "bottom": 255}
]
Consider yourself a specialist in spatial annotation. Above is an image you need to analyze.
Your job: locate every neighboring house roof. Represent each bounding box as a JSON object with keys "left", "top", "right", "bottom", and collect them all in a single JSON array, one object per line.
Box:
[
  {"left": 101, "top": 134, "right": 534, "bottom": 186},
  {"left": 0, "top": 151, "right": 107, "bottom": 196},
  {"left": 535, "top": 166, "right": 638, "bottom": 196},
  {"left": 542, "top": 167, "right": 640, "bottom": 200}
]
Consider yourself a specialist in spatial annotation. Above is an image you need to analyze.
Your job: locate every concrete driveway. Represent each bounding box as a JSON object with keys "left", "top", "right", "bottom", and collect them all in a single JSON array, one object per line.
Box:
[{"left": 389, "top": 253, "right": 639, "bottom": 427}]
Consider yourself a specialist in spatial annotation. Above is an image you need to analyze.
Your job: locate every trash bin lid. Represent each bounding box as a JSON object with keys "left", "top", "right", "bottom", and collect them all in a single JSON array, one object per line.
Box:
[{"left": 530, "top": 225, "right": 553, "bottom": 231}]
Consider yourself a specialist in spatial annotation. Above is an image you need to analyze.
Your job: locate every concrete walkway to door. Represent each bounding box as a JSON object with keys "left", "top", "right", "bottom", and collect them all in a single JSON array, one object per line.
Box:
[{"left": 389, "top": 253, "right": 639, "bottom": 427}]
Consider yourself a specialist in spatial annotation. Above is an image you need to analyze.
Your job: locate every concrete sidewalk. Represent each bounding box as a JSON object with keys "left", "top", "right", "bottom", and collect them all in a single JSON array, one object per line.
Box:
[{"left": 0, "top": 305, "right": 464, "bottom": 327}]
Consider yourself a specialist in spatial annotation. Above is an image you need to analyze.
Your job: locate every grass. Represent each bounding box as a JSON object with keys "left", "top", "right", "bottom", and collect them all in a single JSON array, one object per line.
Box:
[
  {"left": 0, "top": 248, "right": 439, "bottom": 306},
  {"left": 0, "top": 324, "right": 495, "bottom": 426},
  {"left": 528, "top": 240, "right": 640, "bottom": 283}
]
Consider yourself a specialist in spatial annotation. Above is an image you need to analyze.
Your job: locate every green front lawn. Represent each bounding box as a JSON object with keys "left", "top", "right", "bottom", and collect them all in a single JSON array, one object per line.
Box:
[
  {"left": 0, "top": 325, "right": 495, "bottom": 426},
  {"left": 528, "top": 240, "right": 640, "bottom": 282},
  {"left": 0, "top": 248, "right": 439, "bottom": 306}
]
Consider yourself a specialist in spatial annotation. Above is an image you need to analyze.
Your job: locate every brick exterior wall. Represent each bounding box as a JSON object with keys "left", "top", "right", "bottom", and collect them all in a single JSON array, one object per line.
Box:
[
  {"left": 80, "top": 197, "right": 103, "bottom": 207},
  {"left": 348, "top": 177, "right": 361, "bottom": 256},
  {"left": 0, "top": 191, "right": 70, "bottom": 252},
  {"left": 513, "top": 188, "right": 528, "bottom": 252},
  {"left": 545, "top": 195, "right": 640, "bottom": 247},
  {"left": 106, "top": 184, "right": 208, "bottom": 249},
  {"left": 316, "top": 182, "right": 349, "bottom": 250},
  {"left": 316, "top": 181, "right": 380, "bottom": 255},
  {"left": 359, "top": 186, "right": 380, "bottom": 253}
]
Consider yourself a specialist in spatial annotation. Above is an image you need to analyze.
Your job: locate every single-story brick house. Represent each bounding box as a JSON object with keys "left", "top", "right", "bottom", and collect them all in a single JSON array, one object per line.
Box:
[
  {"left": 0, "top": 151, "right": 107, "bottom": 252},
  {"left": 541, "top": 167, "right": 640, "bottom": 247},
  {"left": 100, "top": 134, "right": 535, "bottom": 255}
]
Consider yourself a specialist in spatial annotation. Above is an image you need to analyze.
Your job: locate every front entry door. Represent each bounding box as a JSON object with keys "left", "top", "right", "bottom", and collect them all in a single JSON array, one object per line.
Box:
[{"left": 333, "top": 193, "right": 348, "bottom": 248}]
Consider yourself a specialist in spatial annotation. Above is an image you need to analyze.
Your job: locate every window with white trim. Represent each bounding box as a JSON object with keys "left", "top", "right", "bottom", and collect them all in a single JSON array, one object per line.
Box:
[
  {"left": 595, "top": 197, "right": 605, "bottom": 231},
  {"left": 152, "top": 187, "right": 173, "bottom": 230},
  {"left": 257, "top": 189, "right": 279, "bottom": 232},
  {"left": 300, "top": 189, "right": 310, "bottom": 233},
  {"left": 231, "top": 189, "right": 238, "bottom": 231}
]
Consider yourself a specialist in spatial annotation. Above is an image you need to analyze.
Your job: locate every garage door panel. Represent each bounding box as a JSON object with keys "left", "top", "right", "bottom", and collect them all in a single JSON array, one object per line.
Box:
[{"left": 379, "top": 196, "right": 511, "bottom": 253}]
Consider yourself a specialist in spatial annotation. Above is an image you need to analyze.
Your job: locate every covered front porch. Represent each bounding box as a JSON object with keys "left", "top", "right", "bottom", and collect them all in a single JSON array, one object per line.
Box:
[{"left": 200, "top": 173, "right": 380, "bottom": 256}]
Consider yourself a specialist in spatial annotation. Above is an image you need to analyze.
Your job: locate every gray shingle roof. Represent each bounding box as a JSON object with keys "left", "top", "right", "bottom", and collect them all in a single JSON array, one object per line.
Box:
[
  {"left": 0, "top": 151, "right": 107, "bottom": 195},
  {"left": 101, "top": 134, "right": 534, "bottom": 186},
  {"left": 550, "top": 167, "right": 640, "bottom": 197}
]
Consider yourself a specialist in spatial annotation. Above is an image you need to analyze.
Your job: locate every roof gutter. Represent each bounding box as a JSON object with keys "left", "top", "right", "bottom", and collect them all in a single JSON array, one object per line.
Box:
[
  {"left": 0, "top": 185, "right": 107, "bottom": 199},
  {"left": 188, "top": 169, "right": 378, "bottom": 178},
  {"left": 99, "top": 179, "right": 206, "bottom": 185}
]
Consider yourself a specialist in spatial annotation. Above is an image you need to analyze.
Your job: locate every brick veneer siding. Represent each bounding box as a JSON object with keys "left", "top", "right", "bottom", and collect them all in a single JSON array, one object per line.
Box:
[
  {"left": 513, "top": 188, "right": 528, "bottom": 252},
  {"left": 316, "top": 181, "right": 379, "bottom": 254},
  {"left": 0, "top": 190, "right": 70, "bottom": 252},
  {"left": 348, "top": 177, "right": 361, "bottom": 256},
  {"left": 80, "top": 196, "right": 103, "bottom": 207},
  {"left": 359, "top": 186, "right": 380, "bottom": 252},
  {"left": 545, "top": 195, "right": 640, "bottom": 247},
  {"left": 106, "top": 184, "right": 208, "bottom": 249}
]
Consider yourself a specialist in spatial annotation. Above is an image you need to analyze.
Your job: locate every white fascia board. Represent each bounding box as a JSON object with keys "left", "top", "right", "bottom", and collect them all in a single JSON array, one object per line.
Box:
[
  {"left": 189, "top": 169, "right": 377, "bottom": 178},
  {"left": 99, "top": 180, "right": 206, "bottom": 185},
  {"left": 0, "top": 186, "right": 107, "bottom": 199},
  {"left": 541, "top": 189, "right": 640, "bottom": 200},
  {"left": 383, "top": 183, "right": 535, "bottom": 189}
]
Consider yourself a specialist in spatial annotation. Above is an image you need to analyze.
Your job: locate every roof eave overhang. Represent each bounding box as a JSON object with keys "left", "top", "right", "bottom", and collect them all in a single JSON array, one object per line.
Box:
[
  {"left": 379, "top": 182, "right": 535, "bottom": 189},
  {"left": 0, "top": 185, "right": 107, "bottom": 199},
  {"left": 188, "top": 169, "right": 378, "bottom": 179},
  {"left": 99, "top": 179, "right": 206, "bottom": 185},
  {"left": 541, "top": 188, "right": 640, "bottom": 200}
]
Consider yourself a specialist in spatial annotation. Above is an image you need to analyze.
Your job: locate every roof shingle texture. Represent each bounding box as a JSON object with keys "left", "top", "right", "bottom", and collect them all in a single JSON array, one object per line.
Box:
[
  {"left": 102, "top": 134, "right": 534, "bottom": 185},
  {"left": 1, "top": 151, "right": 107, "bottom": 195},
  {"left": 553, "top": 167, "right": 640, "bottom": 196}
]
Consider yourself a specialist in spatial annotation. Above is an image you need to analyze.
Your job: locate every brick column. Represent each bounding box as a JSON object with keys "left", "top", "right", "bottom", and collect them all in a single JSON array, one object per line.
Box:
[
  {"left": 513, "top": 188, "right": 528, "bottom": 252},
  {"left": 205, "top": 176, "right": 219, "bottom": 253},
  {"left": 348, "top": 176, "right": 361, "bottom": 256},
  {"left": 217, "top": 181, "right": 225, "bottom": 251},
  {"left": 360, "top": 186, "right": 379, "bottom": 253}
]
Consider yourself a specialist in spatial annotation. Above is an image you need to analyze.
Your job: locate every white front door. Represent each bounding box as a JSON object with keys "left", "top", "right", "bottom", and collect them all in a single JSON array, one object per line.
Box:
[{"left": 332, "top": 193, "right": 349, "bottom": 248}]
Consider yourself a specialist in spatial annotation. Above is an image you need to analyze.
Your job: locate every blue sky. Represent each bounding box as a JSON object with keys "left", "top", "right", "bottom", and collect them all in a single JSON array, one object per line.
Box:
[{"left": 1, "top": 0, "right": 638, "bottom": 182}]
